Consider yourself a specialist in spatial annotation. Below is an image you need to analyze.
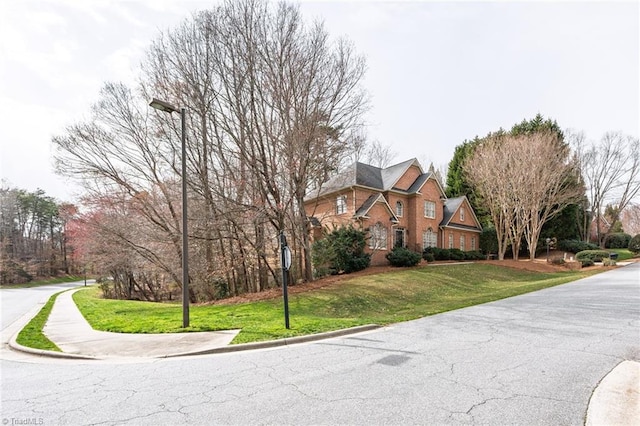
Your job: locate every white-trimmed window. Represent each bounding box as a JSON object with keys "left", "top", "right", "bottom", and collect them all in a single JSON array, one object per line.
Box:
[
  {"left": 424, "top": 200, "right": 436, "bottom": 218},
  {"left": 471, "top": 236, "right": 476, "bottom": 251},
  {"left": 460, "top": 207, "right": 465, "bottom": 222},
  {"left": 396, "top": 201, "right": 403, "bottom": 217},
  {"left": 422, "top": 228, "right": 437, "bottom": 249},
  {"left": 448, "top": 233, "right": 454, "bottom": 249},
  {"left": 336, "top": 195, "right": 347, "bottom": 214},
  {"left": 460, "top": 235, "right": 465, "bottom": 251},
  {"left": 369, "top": 222, "right": 387, "bottom": 250}
]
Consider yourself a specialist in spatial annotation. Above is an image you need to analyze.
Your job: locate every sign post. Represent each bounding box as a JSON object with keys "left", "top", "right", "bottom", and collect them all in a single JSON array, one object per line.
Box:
[{"left": 279, "top": 231, "right": 291, "bottom": 329}]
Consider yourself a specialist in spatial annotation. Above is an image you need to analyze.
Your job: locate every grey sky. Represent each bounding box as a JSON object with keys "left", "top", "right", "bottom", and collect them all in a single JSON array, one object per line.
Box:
[{"left": 1, "top": 0, "right": 638, "bottom": 202}]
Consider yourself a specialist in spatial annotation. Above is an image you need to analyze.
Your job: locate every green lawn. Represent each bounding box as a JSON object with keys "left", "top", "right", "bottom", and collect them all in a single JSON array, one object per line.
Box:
[
  {"left": 73, "top": 264, "right": 600, "bottom": 344},
  {"left": 607, "top": 248, "right": 635, "bottom": 261},
  {"left": 16, "top": 291, "right": 63, "bottom": 351}
]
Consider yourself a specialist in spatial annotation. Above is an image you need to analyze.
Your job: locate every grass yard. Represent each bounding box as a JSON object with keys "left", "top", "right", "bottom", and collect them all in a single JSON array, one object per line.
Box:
[
  {"left": 607, "top": 248, "right": 635, "bottom": 261},
  {"left": 16, "top": 291, "right": 63, "bottom": 351},
  {"left": 73, "top": 263, "right": 600, "bottom": 344}
]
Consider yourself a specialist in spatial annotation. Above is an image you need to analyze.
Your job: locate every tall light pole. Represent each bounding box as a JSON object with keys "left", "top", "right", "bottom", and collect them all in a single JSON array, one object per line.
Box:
[{"left": 149, "top": 97, "right": 189, "bottom": 328}]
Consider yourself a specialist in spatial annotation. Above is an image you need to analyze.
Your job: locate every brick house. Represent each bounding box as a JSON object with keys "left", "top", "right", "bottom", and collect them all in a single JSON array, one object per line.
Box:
[{"left": 304, "top": 158, "right": 483, "bottom": 265}]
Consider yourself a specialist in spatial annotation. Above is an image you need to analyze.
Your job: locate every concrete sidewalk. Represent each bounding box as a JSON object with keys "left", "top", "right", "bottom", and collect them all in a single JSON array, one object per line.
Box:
[
  {"left": 586, "top": 360, "right": 640, "bottom": 426},
  {"left": 42, "top": 289, "right": 240, "bottom": 358},
  {"left": 10, "top": 288, "right": 378, "bottom": 359}
]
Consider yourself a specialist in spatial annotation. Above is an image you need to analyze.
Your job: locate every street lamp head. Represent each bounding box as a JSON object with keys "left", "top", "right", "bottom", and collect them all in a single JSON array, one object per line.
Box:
[{"left": 149, "top": 97, "right": 179, "bottom": 114}]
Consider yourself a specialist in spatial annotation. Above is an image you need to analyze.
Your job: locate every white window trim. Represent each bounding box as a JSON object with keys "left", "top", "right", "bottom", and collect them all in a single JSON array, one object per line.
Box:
[
  {"left": 336, "top": 195, "right": 347, "bottom": 215},
  {"left": 369, "top": 223, "right": 388, "bottom": 250},
  {"left": 424, "top": 200, "right": 436, "bottom": 219},
  {"left": 396, "top": 201, "right": 403, "bottom": 217},
  {"left": 460, "top": 207, "right": 465, "bottom": 222},
  {"left": 422, "top": 229, "right": 437, "bottom": 249}
]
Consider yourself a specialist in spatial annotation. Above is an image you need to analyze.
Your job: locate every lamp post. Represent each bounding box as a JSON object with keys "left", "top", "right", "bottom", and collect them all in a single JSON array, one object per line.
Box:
[
  {"left": 546, "top": 237, "right": 551, "bottom": 263},
  {"left": 149, "top": 97, "right": 189, "bottom": 328}
]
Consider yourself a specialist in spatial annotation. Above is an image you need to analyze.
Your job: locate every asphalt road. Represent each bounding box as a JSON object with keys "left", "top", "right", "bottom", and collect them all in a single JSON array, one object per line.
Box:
[
  {"left": 1, "top": 281, "right": 87, "bottom": 337},
  {"left": 1, "top": 265, "right": 638, "bottom": 425}
]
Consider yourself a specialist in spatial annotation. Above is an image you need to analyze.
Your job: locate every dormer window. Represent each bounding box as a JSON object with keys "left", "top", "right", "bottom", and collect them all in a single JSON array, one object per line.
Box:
[
  {"left": 336, "top": 195, "right": 347, "bottom": 214},
  {"left": 396, "top": 201, "right": 403, "bottom": 217}
]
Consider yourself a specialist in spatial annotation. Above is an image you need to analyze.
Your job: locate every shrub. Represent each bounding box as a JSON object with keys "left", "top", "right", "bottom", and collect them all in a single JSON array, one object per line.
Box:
[
  {"left": 311, "top": 225, "right": 371, "bottom": 276},
  {"left": 629, "top": 234, "right": 640, "bottom": 254},
  {"left": 386, "top": 247, "right": 422, "bottom": 267},
  {"left": 448, "top": 249, "right": 466, "bottom": 261},
  {"left": 464, "top": 250, "right": 485, "bottom": 260},
  {"left": 557, "top": 239, "right": 599, "bottom": 253},
  {"left": 311, "top": 238, "right": 335, "bottom": 277},
  {"left": 576, "top": 250, "right": 611, "bottom": 263},
  {"left": 434, "top": 248, "right": 451, "bottom": 260},
  {"left": 423, "top": 247, "right": 451, "bottom": 261},
  {"left": 580, "top": 258, "right": 594, "bottom": 267},
  {"left": 423, "top": 252, "right": 435, "bottom": 262},
  {"left": 549, "top": 257, "right": 565, "bottom": 265},
  {"left": 480, "top": 228, "right": 498, "bottom": 255},
  {"left": 603, "top": 258, "right": 617, "bottom": 267},
  {"left": 604, "top": 233, "right": 632, "bottom": 249}
]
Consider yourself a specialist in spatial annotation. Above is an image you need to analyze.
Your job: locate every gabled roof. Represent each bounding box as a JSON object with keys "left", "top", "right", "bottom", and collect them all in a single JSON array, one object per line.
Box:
[
  {"left": 354, "top": 193, "right": 398, "bottom": 222},
  {"left": 441, "top": 197, "right": 464, "bottom": 226},
  {"left": 380, "top": 158, "right": 422, "bottom": 190},
  {"left": 440, "top": 196, "right": 482, "bottom": 231},
  {"left": 304, "top": 158, "right": 431, "bottom": 201}
]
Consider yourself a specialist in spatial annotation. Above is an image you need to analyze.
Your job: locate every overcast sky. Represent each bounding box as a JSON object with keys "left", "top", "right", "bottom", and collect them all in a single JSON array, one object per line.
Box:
[{"left": 1, "top": 0, "right": 638, "bottom": 203}]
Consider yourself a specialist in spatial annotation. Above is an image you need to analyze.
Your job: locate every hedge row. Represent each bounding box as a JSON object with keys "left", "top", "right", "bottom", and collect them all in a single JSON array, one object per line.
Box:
[
  {"left": 422, "top": 247, "right": 485, "bottom": 262},
  {"left": 557, "top": 240, "right": 599, "bottom": 253},
  {"left": 575, "top": 250, "right": 612, "bottom": 263},
  {"left": 604, "top": 233, "right": 632, "bottom": 249}
]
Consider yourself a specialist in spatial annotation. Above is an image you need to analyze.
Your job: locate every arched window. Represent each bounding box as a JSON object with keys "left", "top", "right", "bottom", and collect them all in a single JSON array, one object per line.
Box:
[
  {"left": 422, "top": 228, "right": 437, "bottom": 249},
  {"left": 396, "top": 201, "right": 403, "bottom": 217}
]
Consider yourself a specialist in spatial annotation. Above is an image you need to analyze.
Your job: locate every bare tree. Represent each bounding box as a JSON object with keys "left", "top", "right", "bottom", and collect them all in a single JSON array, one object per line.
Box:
[
  {"left": 53, "top": 0, "right": 367, "bottom": 298},
  {"left": 621, "top": 203, "right": 640, "bottom": 235},
  {"left": 464, "top": 136, "right": 513, "bottom": 260},
  {"left": 571, "top": 131, "right": 640, "bottom": 246},
  {"left": 465, "top": 132, "right": 583, "bottom": 260},
  {"left": 361, "top": 140, "right": 398, "bottom": 168},
  {"left": 519, "top": 132, "right": 584, "bottom": 258}
]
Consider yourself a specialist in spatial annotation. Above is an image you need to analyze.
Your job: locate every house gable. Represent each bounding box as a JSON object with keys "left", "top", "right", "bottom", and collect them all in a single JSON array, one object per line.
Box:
[
  {"left": 441, "top": 196, "right": 482, "bottom": 233},
  {"left": 354, "top": 193, "right": 398, "bottom": 222}
]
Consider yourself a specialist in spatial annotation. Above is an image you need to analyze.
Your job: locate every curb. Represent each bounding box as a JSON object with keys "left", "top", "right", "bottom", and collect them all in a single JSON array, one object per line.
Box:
[
  {"left": 6, "top": 287, "right": 99, "bottom": 360},
  {"left": 8, "top": 334, "right": 98, "bottom": 360},
  {"left": 162, "top": 324, "right": 382, "bottom": 358},
  {"left": 9, "top": 321, "right": 380, "bottom": 360}
]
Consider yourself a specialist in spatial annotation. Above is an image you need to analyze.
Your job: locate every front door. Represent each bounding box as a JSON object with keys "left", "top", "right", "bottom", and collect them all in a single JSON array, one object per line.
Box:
[{"left": 394, "top": 228, "right": 405, "bottom": 248}]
